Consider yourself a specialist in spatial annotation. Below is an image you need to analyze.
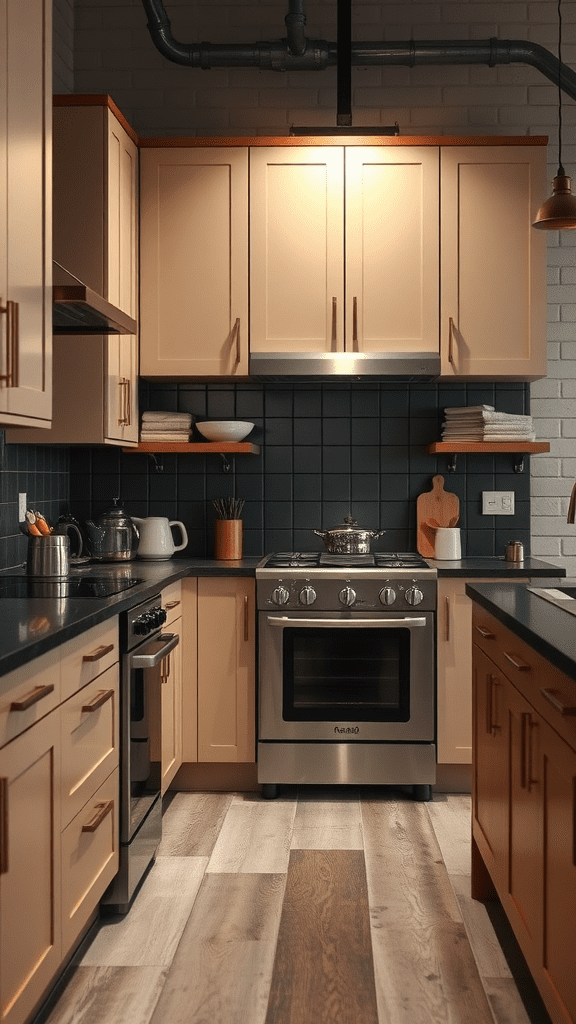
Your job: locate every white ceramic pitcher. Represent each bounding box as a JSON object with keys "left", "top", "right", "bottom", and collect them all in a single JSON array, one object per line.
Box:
[{"left": 132, "top": 517, "right": 188, "bottom": 560}]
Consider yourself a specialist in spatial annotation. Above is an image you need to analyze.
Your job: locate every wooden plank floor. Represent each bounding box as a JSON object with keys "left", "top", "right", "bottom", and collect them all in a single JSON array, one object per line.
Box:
[{"left": 39, "top": 788, "right": 552, "bottom": 1024}]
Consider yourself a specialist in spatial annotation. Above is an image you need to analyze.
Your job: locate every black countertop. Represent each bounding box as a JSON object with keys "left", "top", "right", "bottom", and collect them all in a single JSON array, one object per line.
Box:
[
  {"left": 466, "top": 580, "right": 576, "bottom": 678},
  {"left": 0, "top": 553, "right": 564, "bottom": 680}
]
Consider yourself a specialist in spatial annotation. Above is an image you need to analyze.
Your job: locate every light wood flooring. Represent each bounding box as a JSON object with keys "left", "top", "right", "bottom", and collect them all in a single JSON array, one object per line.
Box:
[{"left": 40, "top": 788, "right": 552, "bottom": 1024}]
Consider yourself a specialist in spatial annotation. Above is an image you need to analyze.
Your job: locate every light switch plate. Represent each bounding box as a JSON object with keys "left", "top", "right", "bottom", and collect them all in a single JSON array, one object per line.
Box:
[
  {"left": 18, "top": 492, "right": 27, "bottom": 521},
  {"left": 482, "top": 490, "right": 515, "bottom": 515}
]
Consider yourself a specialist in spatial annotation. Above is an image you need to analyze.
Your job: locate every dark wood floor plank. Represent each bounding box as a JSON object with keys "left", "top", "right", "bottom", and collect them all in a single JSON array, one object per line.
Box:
[{"left": 265, "top": 849, "right": 379, "bottom": 1024}]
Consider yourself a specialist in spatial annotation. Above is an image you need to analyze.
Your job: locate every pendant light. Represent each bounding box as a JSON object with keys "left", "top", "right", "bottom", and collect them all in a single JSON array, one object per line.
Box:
[{"left": 533, "top": 0, "right": 576, "bottom": 229}]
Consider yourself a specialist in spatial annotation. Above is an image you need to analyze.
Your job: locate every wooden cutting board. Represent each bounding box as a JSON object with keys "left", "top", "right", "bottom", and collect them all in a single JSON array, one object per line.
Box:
[{"left": 416, "top": 475, "right": 460, "bottom": 556}]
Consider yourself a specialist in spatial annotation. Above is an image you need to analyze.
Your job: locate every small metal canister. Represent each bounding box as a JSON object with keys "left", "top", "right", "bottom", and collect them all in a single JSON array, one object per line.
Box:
[{"left": 505, "top": 540, "right": 524, "bottom": 562}]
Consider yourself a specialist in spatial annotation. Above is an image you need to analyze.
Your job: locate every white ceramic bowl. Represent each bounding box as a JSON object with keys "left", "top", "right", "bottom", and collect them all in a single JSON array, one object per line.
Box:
[{"left": 196, "top": 420, "right": 255, "bottom": 442}]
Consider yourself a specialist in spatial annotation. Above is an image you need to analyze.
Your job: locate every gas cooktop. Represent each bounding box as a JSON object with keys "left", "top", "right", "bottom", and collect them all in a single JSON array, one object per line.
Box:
[{"left": 259, "top": 551, "right": 432, "bottom": 570}]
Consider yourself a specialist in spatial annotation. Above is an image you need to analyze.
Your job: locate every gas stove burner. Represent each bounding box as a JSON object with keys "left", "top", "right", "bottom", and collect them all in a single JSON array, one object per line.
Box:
[
  {"left": 375, "top": 552, "right": 429, "bottom": 569},
  {"left": 319, "top": 552, "right": 374, "bottom": 567},
  {"left": 265, "top": 552, "right": 319, "bottom": 568},
  {"left": 261, "top": 551, "right": 432, "bottom": 571}
]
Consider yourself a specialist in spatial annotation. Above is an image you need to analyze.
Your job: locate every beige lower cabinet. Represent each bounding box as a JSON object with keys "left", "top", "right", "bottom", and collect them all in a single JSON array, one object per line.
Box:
[
  {"left": 181, "top": 577, "right": 256, "bottom": 765},
  {"left": 0, "top": 618, "right": 120, "bottom": 1024},
  {"left": 437, "top": 576, "right": 523, "bottom": 765}
]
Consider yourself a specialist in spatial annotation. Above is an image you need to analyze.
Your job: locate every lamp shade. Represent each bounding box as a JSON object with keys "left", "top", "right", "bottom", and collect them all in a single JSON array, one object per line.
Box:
[{"left": 533, "top": 174, "right": 576, "bottom": 229}]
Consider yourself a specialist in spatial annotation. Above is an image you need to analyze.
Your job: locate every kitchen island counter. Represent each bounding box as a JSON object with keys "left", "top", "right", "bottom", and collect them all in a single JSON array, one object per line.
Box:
[
  {"left": 465, "top": 579, "right": 576, "bottom": 678},
  {"left": 0, "top": 557, "right": 261, "bottom": 677},
  {"left": 430, "top": 555, "right": 564, "bottom": 578}
]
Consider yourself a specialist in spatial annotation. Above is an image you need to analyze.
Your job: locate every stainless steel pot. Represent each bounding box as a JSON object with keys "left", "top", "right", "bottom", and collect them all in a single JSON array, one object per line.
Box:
[{"left": 314, "top": 515, "right": 385, "bottom": 554}]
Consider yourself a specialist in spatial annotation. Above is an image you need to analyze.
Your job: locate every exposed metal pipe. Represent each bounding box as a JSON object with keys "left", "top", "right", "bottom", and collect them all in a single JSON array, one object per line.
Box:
[{"left": 141, "top": 0, "right": 576, "bottom": 103}]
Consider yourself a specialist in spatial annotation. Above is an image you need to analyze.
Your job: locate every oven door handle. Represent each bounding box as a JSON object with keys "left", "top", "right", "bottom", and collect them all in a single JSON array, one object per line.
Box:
[
  {"left": 267, "top": 616, "right": 427, "bottom": 628},
  {"left": 131, "top": 632, "right": 179, "bottom": 669}
]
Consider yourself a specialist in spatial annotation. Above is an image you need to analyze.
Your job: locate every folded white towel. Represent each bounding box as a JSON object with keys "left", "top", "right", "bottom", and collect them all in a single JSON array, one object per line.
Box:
[
  {"left": 444, "top": 405, "right": 495, "bottom": 415},
  {"left": 140, "top": 419, "right": 193, "bottom": 431},
  {"left": 140, "top": 431, "right": 191, "bottom": 442},
  {"left": 141, "top": 411, "right": 194, "bottom": 423}
]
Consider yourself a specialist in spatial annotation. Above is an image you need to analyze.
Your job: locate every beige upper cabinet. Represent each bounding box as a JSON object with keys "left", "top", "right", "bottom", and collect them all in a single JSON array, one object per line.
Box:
[
  {"left": 140, "top": 147, "right": 249, "bottom": 377},
  {"left": 52, "top": 98, "right": 138, "bottom": 320},
  {"left": 249, "top": 145, "right": 439, "bottom": 357},
  {"left": 0, "top": 0, "right": 52, "bottom": 427},
  {"left": 440, "top": 145, "right": 547, "bottom": 380}
]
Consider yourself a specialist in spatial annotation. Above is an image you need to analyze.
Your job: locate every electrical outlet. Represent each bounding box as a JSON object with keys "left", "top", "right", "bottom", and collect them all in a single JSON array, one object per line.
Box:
[
  {"left": 482, "top": 491, "right": 515, "bottom": 515},
  {"left": 18, "top": 492, "right": 27, "bottom": 521}
]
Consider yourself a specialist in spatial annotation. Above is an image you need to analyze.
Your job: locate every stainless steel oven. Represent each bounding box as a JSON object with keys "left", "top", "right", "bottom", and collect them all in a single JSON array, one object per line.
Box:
[
  {"left": 256, "top": 552, "right": 437, "bottom": 800},
  {"left": 101, "top": 594, "right": 179, "bottom": 914}
]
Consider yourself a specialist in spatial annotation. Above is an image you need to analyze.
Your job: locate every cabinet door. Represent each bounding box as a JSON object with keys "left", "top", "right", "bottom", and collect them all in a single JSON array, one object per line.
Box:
[
  {"left": 181, "top": 579, "right": 198, "bottom": 762},
  {"left": 250, "top": 146, "right": 344, "bottom": 354},
  {"left": 345, "top": 147, "right": 439, "bottom": 355},
  {"left": 506, "top": 683, "right": 543, "bottom": 961},
  {"left": 0, "top": 0, "right": 51, "bottom": 425},
  {"left": 540, "top": 718, "right": 576, "bottom": 1024},
  {"left": 472, "top": 644, "right": 509, "bottom": 889},
  {"left": 106, "top": 334, "right": 138, "bottom": 445},
  {"left": 140, "top": 148, "right": 249, "bottom": 376},
  {"left": 0, "top": 711, "right": 61, "bottom": 1024},
  {"left": 197, "top": 577, "right": 255, "bottom": 762},
  {"left": 440, "top": 146, "right": 546, "bottom": 380},
  {"left": 107, "top": 109, "right": 138, "bottom": 319},
  {"left": 160, "top": 614, "right": 182, "bottom": 793}
]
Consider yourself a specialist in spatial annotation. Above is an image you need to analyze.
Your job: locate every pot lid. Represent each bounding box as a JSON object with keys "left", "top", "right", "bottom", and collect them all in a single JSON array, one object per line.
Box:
[
  {"left": 97, "top": 497, "right": 133, "bottom": 526},
  {"left": 321, "top": 515, "right": 370, "bottom": 535}
]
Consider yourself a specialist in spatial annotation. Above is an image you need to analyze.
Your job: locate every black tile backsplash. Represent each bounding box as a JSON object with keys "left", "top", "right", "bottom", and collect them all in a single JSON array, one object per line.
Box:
[
  {"left": 64, "top": 380, "right": 532, "bottom": 560},
  {"left": 0, "top": 431, "right": 70, "bottom": 570}
]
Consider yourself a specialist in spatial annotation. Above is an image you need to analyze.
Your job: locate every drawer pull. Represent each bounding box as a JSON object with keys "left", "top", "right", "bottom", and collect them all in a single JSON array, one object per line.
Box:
[
  {"left": 244, "top": 595, "right": 249, "bottom": 642},
  {"left": 0, "top": 778, "right": 8, "bottom": 875},
  {"left": 445, "top": 596, "right": 450, "bottom": 643},
  {"left": 503, "top": 651, "right": 530, "bottom": 671},
  {"left": 164, "top": 600, "right": 180, "bottom": 610},
  {"left": 82, "top": 800, "right": 113, "bottom": 833},
  {"left": 540, "top": 688, "right": 576, "bottom": 716},
  {"left": 10, "top": 683, "right": 54, "bottom": 712},
  {"left": 475, "top": 626, "right": 495, "bottom": 640},
  {"left": 82, "top": 688, "right": 115, "bottom": 713},
  {"left": 82, "top": 643, "right": 115, "bottom": 663}
]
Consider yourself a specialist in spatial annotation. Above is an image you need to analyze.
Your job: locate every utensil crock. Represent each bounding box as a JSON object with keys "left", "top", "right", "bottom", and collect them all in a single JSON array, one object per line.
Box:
[
  {"left": 27, "top": 534, "right": 70, "bottom": 577},
  {"left": 434, "top": 527, "right": 461, "bottom": 561}
]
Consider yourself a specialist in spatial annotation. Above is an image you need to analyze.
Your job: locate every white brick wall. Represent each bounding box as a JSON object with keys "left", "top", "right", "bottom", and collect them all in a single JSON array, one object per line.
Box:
[{"left": 72, "top": 0, "right": 576, "bottom": 573}]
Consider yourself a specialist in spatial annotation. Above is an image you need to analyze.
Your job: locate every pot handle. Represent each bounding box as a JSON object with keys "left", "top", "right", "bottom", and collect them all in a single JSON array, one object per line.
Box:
[
  {"left": 313, "top": 530, "right": 327, "bottom": 539},
  {"left": 169, "top": 520, "right": 189, "bottom": 552},
  {"left": 372, "top": 530, "right": 386, "bottom": 539}
]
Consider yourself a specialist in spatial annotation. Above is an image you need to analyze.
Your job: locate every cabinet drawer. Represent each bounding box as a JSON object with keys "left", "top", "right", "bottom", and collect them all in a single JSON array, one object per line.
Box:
[
  {"left": 162, "top": 581, "right": 182, "bottom": 625},
  {"left": 61, "top": 767, "right": 119, "bottom": 955},
  {"left": 472, "top": 607, "right": 576, "bottom": 751},
  {"left": 60, "top": 664, "right": 119, "bottom": 828},
  {"left": 0, "top": 648, "right": 61, "bottom": 748},
  {"left": 60, "top": 619, "right": 119, "bottom": 701}
]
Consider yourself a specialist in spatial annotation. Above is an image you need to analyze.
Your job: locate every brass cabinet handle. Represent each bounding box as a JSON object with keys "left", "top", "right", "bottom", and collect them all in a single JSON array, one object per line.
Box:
[
  {"left": 352, "top": 296, "right": 358, "bottom": 351},
  {"left": 540, "top": 687, "right": 576, "bottom": 716},
  {"left": 475, "top": 625, "right": 495, "bottom": 640},
  {"left": 118, "top": 377, "right": 130, "bottom": 426},
  {"left": 503, "top": 651, "right": 530, "bottom": 672},
  {"left": 230, "top": 317, "right": 241, "bottom": 365},
  {"left": 82, "top": 688, "right": 115, "bottom": 713},
  {"left": 521, "top": 712, "right": 538, "bottom": 791},
  {"left": 0, "top": 778, "right": 8, "bottom": 875},
  {"left": 81, "top": 799, "right": 114, "bottom": 833},
  {"left": 164, "top": 600, "right": 180, "bottom": 610},
  {"left": 448, "top": 316, "right": 455, "bottom": 367},
  {"left": 445, "top": 596, "right": 450, "bottom": 643},
  {"left": 331, "top": 297, "right": 337, "bottom": 349},
  {"left": 82, "top": 643, "right": 115, "bottom": 663},
  {"left": 0, "top": 300, "right": 19, "bottom": 388},
  {"left": 244, "top": 594, "right": 249, "bottom": 642},
  {"left": 10, "top": 683, "right": 55, "bottom": 712},
  {"left": 160, "top": 653, "right": 171, "bottom": 684},
  {"left": 487, "top": 674, "right": 500, "bottom": 736}
]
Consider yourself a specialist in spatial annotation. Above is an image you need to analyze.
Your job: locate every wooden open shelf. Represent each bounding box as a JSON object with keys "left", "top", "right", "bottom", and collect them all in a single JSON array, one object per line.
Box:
[
  {"left": 122, "top": 442, "right": 260, "bottom": 454},
  {"left": 427, "top": 441, "right": 550, "bottom": 455}
]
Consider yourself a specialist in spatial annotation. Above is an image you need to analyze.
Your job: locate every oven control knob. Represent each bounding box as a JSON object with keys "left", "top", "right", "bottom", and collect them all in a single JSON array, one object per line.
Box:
[
  {"left": 379, "top": 586, "right": 397, "bottom": 606},
  {"left": 299, "top": 586, "right": 317, "bottom": 606},
  {"left": 272, "top": 586, "right": 290, "bottom": 606},
  {"left": 339, "top": 586, "right": 357, "bottom": 607},
  {"left": 405, "top": 586, "right": 424, "bottom": 606}
]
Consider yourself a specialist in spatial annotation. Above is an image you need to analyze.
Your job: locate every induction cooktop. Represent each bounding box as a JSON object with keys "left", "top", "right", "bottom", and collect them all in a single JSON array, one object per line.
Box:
[{"left": 0, "top": 576, "right": 143, "bottom": 598}]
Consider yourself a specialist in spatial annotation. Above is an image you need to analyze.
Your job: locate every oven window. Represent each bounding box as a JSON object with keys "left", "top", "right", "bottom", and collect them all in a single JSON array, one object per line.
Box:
[{"left": 282, "top": 626, "right": 411, "bottom": 722}]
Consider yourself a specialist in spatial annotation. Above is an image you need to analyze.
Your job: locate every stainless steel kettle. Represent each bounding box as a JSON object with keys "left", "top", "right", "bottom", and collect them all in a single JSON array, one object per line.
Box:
[{"left": 85, "top": 498, "right": 139, "bottom": 561}]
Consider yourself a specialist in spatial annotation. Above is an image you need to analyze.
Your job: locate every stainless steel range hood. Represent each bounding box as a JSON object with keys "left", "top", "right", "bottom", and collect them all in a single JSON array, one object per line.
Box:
[
  {"left": 249, "top": 351, "right": 441, "bottom": 382},
  {"left": 52, "top": 263, "right": 137, "bottom": 335}
]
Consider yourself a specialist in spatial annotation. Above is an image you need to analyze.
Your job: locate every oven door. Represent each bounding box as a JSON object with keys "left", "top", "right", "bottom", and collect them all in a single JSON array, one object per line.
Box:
[{"left": 259, "top": 611, "right": 435, "bottom": 742}]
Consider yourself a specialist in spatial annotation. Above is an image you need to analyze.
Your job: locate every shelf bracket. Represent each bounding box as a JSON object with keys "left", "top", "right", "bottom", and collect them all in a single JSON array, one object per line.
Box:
[
  {"left": 220, "top": 453, "right": 231, "bottom": 473},
  {"left": 513, "top": 454, "right": 525, "bottom": 474},
  {"left": 446, "top": 453, "right": 458, "bottom": 473},
  {"left": 148, "top": 453, "right": 164, "bottom": 474}
]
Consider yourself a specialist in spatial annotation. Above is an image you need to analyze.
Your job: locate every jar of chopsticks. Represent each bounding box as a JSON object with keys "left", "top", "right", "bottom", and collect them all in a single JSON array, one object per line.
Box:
[{"left": 213, "top": 498, "right": 245, "bottom": 560}]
